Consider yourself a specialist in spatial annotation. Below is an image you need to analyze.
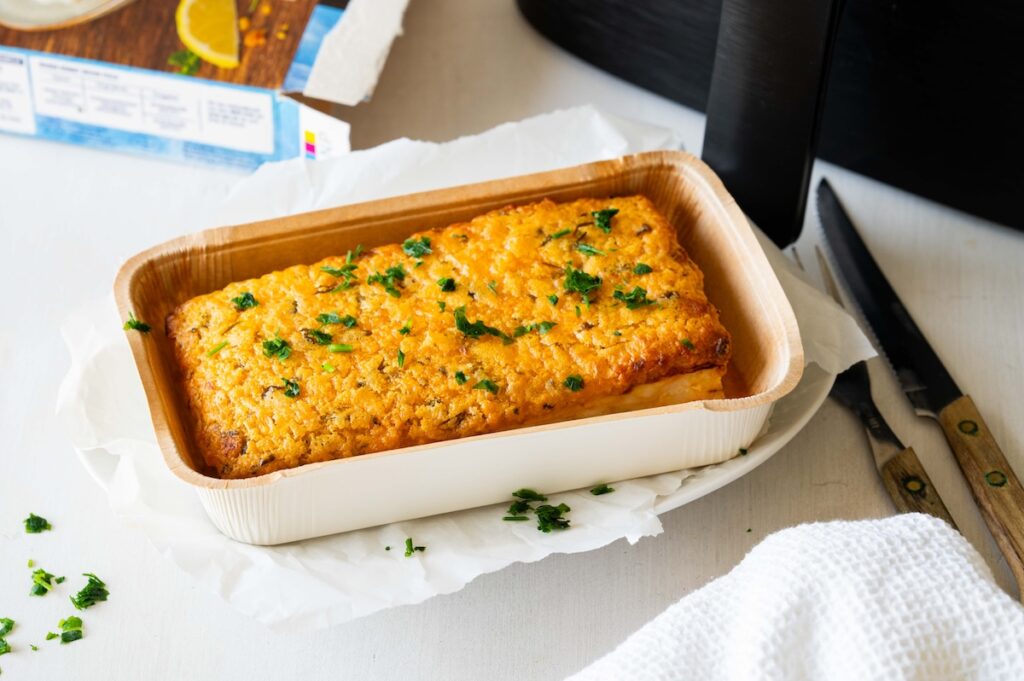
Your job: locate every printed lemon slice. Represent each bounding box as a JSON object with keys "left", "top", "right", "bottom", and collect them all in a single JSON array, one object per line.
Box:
[{"left": 175, "top": 0, "right": 240, "bottom": 69}]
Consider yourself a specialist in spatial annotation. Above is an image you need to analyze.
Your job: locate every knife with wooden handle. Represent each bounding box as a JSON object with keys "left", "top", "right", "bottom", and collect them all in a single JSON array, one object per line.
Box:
[{"left": 818, "top": 179, "right": 1024, "bottom": 600}]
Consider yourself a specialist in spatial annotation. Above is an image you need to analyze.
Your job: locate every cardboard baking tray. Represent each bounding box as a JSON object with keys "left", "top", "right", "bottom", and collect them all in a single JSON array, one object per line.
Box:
[{"left": 114, "top": 150, "right": 803, "bottom": 545}]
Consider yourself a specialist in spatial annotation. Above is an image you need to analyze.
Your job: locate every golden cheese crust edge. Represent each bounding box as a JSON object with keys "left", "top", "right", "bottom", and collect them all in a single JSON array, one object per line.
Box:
[{"left": 167, "top": 196, "right": 732, "bottom": 479}]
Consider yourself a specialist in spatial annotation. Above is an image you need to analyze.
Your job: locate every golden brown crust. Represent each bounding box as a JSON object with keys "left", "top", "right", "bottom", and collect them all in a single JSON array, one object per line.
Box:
[{"left": 167, "top": 196, "right": 732, "bottom": 479}]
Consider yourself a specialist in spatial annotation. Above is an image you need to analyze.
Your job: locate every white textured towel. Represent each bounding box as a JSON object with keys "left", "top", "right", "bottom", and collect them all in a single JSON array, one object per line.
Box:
[{"left": 570, "top": 514, "right": 1024, "bottom": 680}]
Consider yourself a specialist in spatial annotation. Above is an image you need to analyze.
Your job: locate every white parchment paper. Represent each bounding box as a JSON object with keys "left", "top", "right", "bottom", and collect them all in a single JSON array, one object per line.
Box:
[{"left": 57, "top": 107, "right": 874, "bottom": 630}]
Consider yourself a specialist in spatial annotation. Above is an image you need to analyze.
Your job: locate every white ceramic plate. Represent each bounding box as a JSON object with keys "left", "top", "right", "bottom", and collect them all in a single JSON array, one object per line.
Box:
[{"left": 0, "top": 0, "right": 135, "bottom": 31}]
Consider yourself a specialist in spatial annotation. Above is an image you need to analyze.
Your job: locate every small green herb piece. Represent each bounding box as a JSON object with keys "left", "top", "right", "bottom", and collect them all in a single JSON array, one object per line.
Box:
[
  {"left": 502, "top": 515, "right": 530, "bottom": 521},
  {"left": 24, "top": 513, "right": 51, "bottom": 534},
  {"left": 302, "top": 328, "right": 333, "bottom": 345},
  {"left": 27, "top": 559, "right": 34, "bottom": 568},
  {"left": 45, "top": 632, "right": 57, "bottom": 641},
  {"left": 398, "top": 320, "right": 412, "bottom": 335},
  {"left": 575, "top": 305, "right": 582, "bottom": 317},
  {"left": 328, "top": 343, "right": 354, "bottom": 353},
  {"left": 563, "top": 264, "right": 602, "bottom": 298},
  {"left": 507, "top": 500, "right": 532, "bottom": 515},
  {"left": 612, "top": 330, "right": 622, "bottom": 336},
  {"left": 453, "top": 307, "right": 512, "bottom": 344},
  {"left": 614, "top": 286, "right": 655, "bottom": 310},
  {"left": 230, "top": 292, "right": 258, "bottom": 311},
  {"left": 262, "top": 336, "right": 292, "bottom": 361},
  {"left": 592, "top": 208, "right": 619, "bottom": 233},
  {"left": 57, "top": 616, "right": 82, "bottom": 644},
  {"left": 437, "top": 277, "right": 456, "bottom": 292},
  {"left": 397, "top": 349, "right": 406, "bottom": 368},
  {"left": 633, "top": 263, "right": 653, "bottom": 275},
  {"left": 123, "top": 312, "right": 151, "bottom": 333},
  {"left": 70, "top": 573, "right": 108, "bottom": 611},
  {"left": 454, "top": 371, "right": 468, "bottom": 385},
  {"left": 738, "top": 448, "right": 748, "bottom": 456},
  {"left": 206, "top": 341, "right": 228, "bottom": 357},
  {"left": 438, "top": 301, "right": 447, "bottom": 312},
  {"left": 537, "top": 321, "right": 557, "bottom": 335},
  {"left": 487, "top": 280, "right": 498, "bottom": 295},
  {"left": 281, "top": 378, "right": 300, "bottom": 398},
  {"left": 321, "top": 265, "right": 349, "bottom": 277},
  {"left": 31, "top": 644, "right": 38, "bottom": 651},
  {"left": 322, "top": 362, "right": 335, "bottom": 373},
  {"left": 403, "top": 537, "right": 425, "bottom": 557},
  {"left": 321, "top": 246, "right": 363, "bottom": 291},
  {"left": 576, "top": 243, "right": 606, "bottom": 257},
  {"left": 548, "top": 294, "right": 558, "bottom": 305},
  {"left": 535, "top": 503, "right": 571, "bottom": 532},
  {"left": 0, "top": 638, "right": 9, "bottom": 656},
  {"left": 367, "top": 264, "right": 407, "bottom": 297},
  {"left": 590, "top": 483, "right": 614, "bottom": 495},
  {"left": 402, "top": 237, "right": 432, "bottom": 258},
  {"left": 167, "top": 49, "right": 200, "bottom": 76},
  {"left": 317, "top": 312, "right": 356, "bottom": 327},
  {"left": 513, "top": 488, "right": 548, "bottom": 502},
  {"left": 385, "top": 546, "right": 391, "bottom": 551},
  {"left": 29, "top": 568, "right": 59, "bottom": 597},
  {"left": 473, "top": 378, "right": 499, "bottom": 394},
  {"left": 547, "top": 228, "right": 571, "bottom": 242},
  {"left": 681, "top": 338, "right": 696, "bottom": 350},
  {"left": 0, "top": 619, "right": 13, "bottom": 637},
  {"left": 513, "top": 325, "right": 532, "bottom": 338},
  {"left": 563, "top": 375, "right": 584, "bottom": 392}
]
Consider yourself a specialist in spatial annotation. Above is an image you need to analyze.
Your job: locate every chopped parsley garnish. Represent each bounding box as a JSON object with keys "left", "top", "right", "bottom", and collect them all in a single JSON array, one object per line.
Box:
[
  {"left": 513, "top": 488, "right": 548, "bottom": 502},
  {"left": 592, "top": 208, "right": 618, "bottom": 233},
  {"left": 549, "top": 228, "right": 572, "bottom": 240},
  {"left": 262, "top": 336, "right": 292, "bottom": 361},
  {"left": 575, "top": 243, "right": 606, "bottom": 257},
  {"left": 24, "top": 513, "right": 51, "bottom": 534},
  {"left": 535, "top": 503, "right": 571, "bottom": 532},
  {"left": 612, "top": 330, "right": 622, "bottom": 336},
  {"left": 328, "top": 343, "right": 353, "bottom": 353},
  {"left": 403, "top": 537, "right": 425, "bottom": 557},
  {"left": 537, "top": 321, "right": 557, "bottom": 335},
  {"left": 398, "top": 319, "right": 412, "bottom": 335},
  {"left": 302, "top": 328, "right": 333, "bottom": 345},
  {"left": 45, "top": 632, "right": 57, "bottom": 641},
  {"left": 487, "top": 280, "right": 498, "bottom": 295},
  {"left": 507, "top": 499, "right": 532, "bottom": 516},
  {"left": 453, "top": 306, "right": 512, "bottom": 344},
  {"left": 397, "top": 349, "right": 406, "bottom": 368},
  {"left": 575, "top": 305, "right": 582, "bottom": 317},
  {"left": 548, "top": 294, "right": 558, "bottom": 305},
  {"left": 367, "top": 264, "right": 407, "bottom": 297},
  {"left": 681, "top": 338, "right": 696, "bottom": 350},
  {"left": 230, "top": 291, "right": 258, "bottom": 310},
  {"left": 317, "top": 312, "right": 357, "bottom": 327},
  {"left": 70, "top": 573, "right": 108, "bottom": 611},
  {"left": 0, "top": 638, "right": 9, "bottom": 656},
  {"left": 513, "top": 325, "right": 530, "bottom": 338},
  {"left": 563, "top": 264, "right": 602, "bottom": 300},
  {"left": 322, "top": 362, "right": 335, "bottom": 373},
  {"left": 206, "top": 341, "right": 228, "bottom": 356},
  {"left": 633, "top": 263, "right": 653, "bottom": 275},
  {"left": 590, "top": 483, "right": 615, "bottom": 495},
  {"left": 614, "top": 286, "right": 655, "bottom": 309},
  {"left": 123, "top": 312, "right": 151, "bottom": 333},
  {"left": 320, "top": 245, "right": 363, "bottom": 290},
  {"left": 281, "top": 378, "right": 300, "bottom": 398},
  {"left": 473, "top": 378, "right": 499, "bottom": 394},
  {"left": 0, "top": 618, "right": 13, "bottom": 637},
  {"left": 57, "top": 616, "right": 82, "bottom": 644},
  {"left": 402, "top": 237, "right": 432, "bottom": 258},
  {"left": 563, "top": 375, "right": 584, "bottom": 392},
  {"left": 438, "top": 301, "right": 447, "bottom": 312},
  {"left": 437, "top": 277, "right": 456, "bottom": 292},
  {"left": 514, "top": 321, "right": 558, "bottom": 337},
  {"left": 502, "top": 515, "right": 530, "bottom": 522},
  {"left": 168, "top": 49, "right": 200, "bottom": 76},
  {"left": 29, "top": 568, "right": 60, "bottom": 597},
  {"left": 454, "top": 371, "right": 468, "bottom": 385}
]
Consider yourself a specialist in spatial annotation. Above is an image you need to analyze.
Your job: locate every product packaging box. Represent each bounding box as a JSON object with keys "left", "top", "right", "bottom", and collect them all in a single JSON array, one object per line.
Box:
[{"left": 0, "top": 0, "right": 407, "bottom": 168}]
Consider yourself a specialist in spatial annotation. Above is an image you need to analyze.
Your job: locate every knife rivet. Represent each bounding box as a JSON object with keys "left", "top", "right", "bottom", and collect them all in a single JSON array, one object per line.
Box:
[
  {"left": 902, "top": 476, "right": 926, "bottom": 495},
  {"left": 985, "top": 471, "right": 1008, "bottom": 487},
  {"left": 958, "top": 420, "right": 979, "bottom": 436}
]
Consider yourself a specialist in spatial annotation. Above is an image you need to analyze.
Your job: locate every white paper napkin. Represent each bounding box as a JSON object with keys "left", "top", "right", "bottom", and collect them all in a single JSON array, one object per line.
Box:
[
  {"left": 569, "top": 514, "right": 1024, "bottom": 680},
  {"left": 56, "top": 106, "right": 874, "bottom": 630}
]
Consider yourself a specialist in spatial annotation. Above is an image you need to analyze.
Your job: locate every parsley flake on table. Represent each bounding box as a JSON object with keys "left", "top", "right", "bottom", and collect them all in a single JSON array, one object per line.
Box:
[
  {"left": 402, "top": 237, "right": 432, "bottom": 258},
  {"left": 563, "top": 375, "right": 584, "bottom": 392},
  {"left": 70, "top": 573, "right": 109, "bottom": 611},
  {"left": 301, "top": 328, "right": 333, "bottom": 345},
  {"left": 167, "top": 49, "right": 200, "bottom": 76},
  {"left": 230, "top": 291, "right": 258, "bottom": 311},
  {"left": 56, "top": 616, "right": 83, "bottom": 644},
  {"left": 24, "top": 513, "right": 51, "bottom": 534},
  {"left": 367, "top": 264, "right": 407, "bottom": 297},
  {"left": 592, "top": 208, "right": 618, "bottom": 233},
  {"left": 262, "top": 336, "right": 292, "bottom": 361},
  {"left": 590, "top": 483, "right": 615, "bottom": 495},
  {"left": 281, "top": 378, "right": 300, "bottom": 398},
  {"left": 633, "top": 263, "right": 653, "bottom": 275},
  {"left": 403, "top": 537, "right": 426, "bottom": 557},
  {"left": 29, "top": 568, "right": 61, "bottom": 597},
  {"left": 453, "top": 307, "right": 512, "bottom": 344},
  {"left": 535, "top": 503, "right": 572, "bottom": 532},
  {"left": 0, "top": 638, "right": 9, "bottom": 656},
  {"left": 575, "top": 243, "right": 606, "bottom": 257},
  {"left": 122, "top": 312, "right": 151, "bottom": 333},
  {"left": 473, "top": 378, "right": 499, "bottom": 394},
  {"left": 0, "top": 618, "right": 13, "bottom": 637},
  {"left": 614, "top": 286, "right": 655, "bottom": 310},
  {"left": 513, "top": 488, "right": 548, "bottom": 502},
  {"left": 437, "top": 277, "right": 456, "bottom": 292}
]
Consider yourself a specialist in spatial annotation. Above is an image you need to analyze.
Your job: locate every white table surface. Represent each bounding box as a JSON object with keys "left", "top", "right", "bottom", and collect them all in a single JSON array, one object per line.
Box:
[{"left": 1, "top": 1, "right": 1022, "bottom": 679}]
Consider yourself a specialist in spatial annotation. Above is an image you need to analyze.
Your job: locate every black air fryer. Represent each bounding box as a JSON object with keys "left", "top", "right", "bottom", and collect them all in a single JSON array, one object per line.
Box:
[{"left": 518, "top": 0, "right": 1024, "bottom": 240}]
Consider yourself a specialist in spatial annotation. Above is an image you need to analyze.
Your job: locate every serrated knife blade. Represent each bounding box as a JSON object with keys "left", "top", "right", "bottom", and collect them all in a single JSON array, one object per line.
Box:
[{"left": 817, "top": 178, "right": 1024, "bottom": 601}]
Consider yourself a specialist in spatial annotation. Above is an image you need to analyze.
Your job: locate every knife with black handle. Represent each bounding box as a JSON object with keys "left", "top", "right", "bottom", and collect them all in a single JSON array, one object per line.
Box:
[{"left": 818, "top": 179, "right": 1024, "bottom": 598}]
